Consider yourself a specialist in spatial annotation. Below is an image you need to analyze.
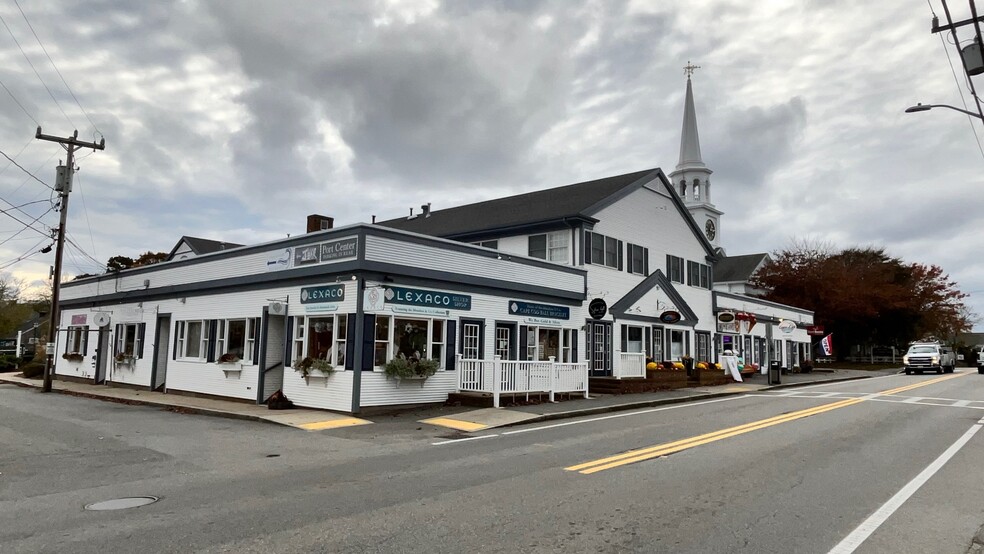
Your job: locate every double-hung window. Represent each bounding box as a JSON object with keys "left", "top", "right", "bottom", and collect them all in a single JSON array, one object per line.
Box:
[
  {"left": 687, "top": 260, "right": 711, "bottom": 288},
  {"left": 177, "top": 320, "right": 205, "bottom": 359},
  {"left": 372, "top": 316, "right": 445, "bottom": 369},
  {"left": 216, "top": 318, "right": 259, "bottom": 363},
  {"left": 626, "top": 243, "right": 648, "bottom": 275},
  {"left": 115, "top": 323, "right": 145, "bottom": 359},
  {"left": 667, "top": 255, "right": 684, "bottom": 283},
  {"left": 586, "top": 231, "right": 622, "bottom": 269},
  {"left": 65, "top": 325, "right": 88, "bottom": 355},
  {"left": 528, "top": 230, "right": 569, "bottom": 263},
  {"left": 291, "top": 314, "right": 348, "bottom": 367}
]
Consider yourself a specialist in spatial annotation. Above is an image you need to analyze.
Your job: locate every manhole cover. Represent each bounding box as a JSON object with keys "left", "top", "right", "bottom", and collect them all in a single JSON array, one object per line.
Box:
[{"left": 84, "top": 496, "right": 159, "bottom": 511}]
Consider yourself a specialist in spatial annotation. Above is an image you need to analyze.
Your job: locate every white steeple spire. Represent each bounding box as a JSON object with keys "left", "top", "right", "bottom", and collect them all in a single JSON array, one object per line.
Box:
[
  {"left": 677, "top": 66, "right": 705, "bottom": 170},
  {"left": 668, "top": 62, "right": 723, "bottom": 249}
]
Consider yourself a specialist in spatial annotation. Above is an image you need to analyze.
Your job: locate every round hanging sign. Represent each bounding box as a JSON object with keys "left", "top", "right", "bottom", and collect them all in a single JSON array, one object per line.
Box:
[
  {"left": 717, "top": 311, "right": 735, "bottom": 323},
  {"left": 778, "top": 319, "right": 797, "bottom": 334},
  {"left": 659, "top": 310, "right": 681, "bottom": 324},
  {"left": 588, "top": 298, "right": 608, "bottom": 320}
]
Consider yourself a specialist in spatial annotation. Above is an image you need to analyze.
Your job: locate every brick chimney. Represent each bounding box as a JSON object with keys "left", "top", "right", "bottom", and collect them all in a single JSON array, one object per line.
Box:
[{"left": 306, "top": 214, "right": 334, "bottom": 233}]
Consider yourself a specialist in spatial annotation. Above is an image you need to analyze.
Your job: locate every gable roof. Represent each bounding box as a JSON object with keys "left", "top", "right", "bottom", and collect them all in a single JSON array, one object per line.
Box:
[
  {"left": 714, "top": 253, "right": 770, "bottom": 283},
  {"left": 609, "top": 269, "right": 699, "bottom": 326},
  {"left": 378, "top": 169, "right": 659, "bottom": 238},
  {"left": 377, "top": 168, "right": 718, "bottom": 258},
  {"left": 167, "top": 236, "right": 244, "bottom": 261}
]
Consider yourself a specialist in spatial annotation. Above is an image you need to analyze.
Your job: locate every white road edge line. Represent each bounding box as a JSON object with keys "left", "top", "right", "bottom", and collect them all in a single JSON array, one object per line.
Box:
[
  {"left": 431, "top": 434, "right": 499, "bottom": 446},
  {"left": 827, "top": 422, "right": 983, "bottom": 554},
  {"left": 500, "top": 396, "right": 746, "bottom": 436},
  {"left": 796, "top": 373, "right": 897, "bottom": 390}
]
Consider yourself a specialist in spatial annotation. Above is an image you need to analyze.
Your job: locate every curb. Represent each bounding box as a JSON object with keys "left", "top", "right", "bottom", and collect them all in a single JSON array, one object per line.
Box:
[
  {"left": 0, "top": 376, "right": 270, "bottom": 426},
  {"left": 492, "top": 374, "right": 880, "bottom": 429}
]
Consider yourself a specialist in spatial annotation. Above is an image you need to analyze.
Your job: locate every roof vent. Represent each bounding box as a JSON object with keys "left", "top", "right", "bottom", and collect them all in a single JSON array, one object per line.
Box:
[
  {"left": 407, "top": 207, "right": 417, "bottom": 220},
  {"left": 421, "top": 203, "right": 432, "bottom": 218}
]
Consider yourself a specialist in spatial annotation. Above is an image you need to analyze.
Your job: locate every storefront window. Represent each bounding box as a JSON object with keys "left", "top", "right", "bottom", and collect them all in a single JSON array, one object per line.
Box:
[
  {"left": 291, "top": 315, "right": 347, "bottom": 366},
  {"left": 373, "top": 316, "right": 445, "bottom": 368}
]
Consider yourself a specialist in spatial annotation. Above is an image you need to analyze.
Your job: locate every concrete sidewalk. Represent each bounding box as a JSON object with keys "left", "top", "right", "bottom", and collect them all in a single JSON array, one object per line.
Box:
[
  {"left": 1, "top": 368, "right": 898, "bottom": 433},
  {"left": 0, "top": 374, "right": 371, "bottom": 431}
]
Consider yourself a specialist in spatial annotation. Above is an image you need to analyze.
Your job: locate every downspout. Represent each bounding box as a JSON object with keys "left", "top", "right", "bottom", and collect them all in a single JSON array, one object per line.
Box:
[{"left": 351, "top": 277, "right": 365, "bottom": 414}]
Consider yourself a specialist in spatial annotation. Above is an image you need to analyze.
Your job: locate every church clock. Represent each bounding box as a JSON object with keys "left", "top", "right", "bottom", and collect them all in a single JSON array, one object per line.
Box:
[{"left": 704, "top": 219, "right": 716, "bottom": 241}]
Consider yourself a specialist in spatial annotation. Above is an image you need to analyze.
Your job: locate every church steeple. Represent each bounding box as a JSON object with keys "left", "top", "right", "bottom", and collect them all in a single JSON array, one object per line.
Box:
[
  {"left": 677, "top": 63, "right": 705, "bottom": 170},
  {"left": 668, "top": 62, "right": 723, "bottom": 249}
]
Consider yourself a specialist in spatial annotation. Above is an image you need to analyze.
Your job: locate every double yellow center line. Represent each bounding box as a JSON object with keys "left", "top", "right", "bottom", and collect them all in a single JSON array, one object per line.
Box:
[{"left": 567, "top": 373, "right": 966, "bottom": 475}]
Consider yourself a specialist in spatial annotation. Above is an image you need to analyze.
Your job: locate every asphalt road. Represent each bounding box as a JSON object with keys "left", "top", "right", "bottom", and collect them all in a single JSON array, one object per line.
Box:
[{"left": 3, "top": 370, "right": 984, "bottom": 553}]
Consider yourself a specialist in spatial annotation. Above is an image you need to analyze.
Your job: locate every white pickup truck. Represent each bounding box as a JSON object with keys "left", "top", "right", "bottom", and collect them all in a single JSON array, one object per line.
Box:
[{"left": 903, "top": 342, "right": 956, "bottom": 375}]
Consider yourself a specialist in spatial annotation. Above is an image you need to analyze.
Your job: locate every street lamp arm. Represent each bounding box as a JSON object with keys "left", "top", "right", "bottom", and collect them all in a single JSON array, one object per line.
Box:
[{"left": 905, "top": 102, "right": 984, "bottom": 120}]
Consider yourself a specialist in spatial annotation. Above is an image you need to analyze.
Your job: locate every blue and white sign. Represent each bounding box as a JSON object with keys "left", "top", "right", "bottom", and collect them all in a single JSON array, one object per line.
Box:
[
  {"left": 385, "top": 286, "right": 471, "bottom": 311},
  {"left": 300, "top": 284, "right": 346, "bottom": 304},
  {"left": 292, "top": 237, "right": 359, "bottom": 267},
  {"left": 266, "top": 247, "right": 292, "bottom": 271},
  {"left": 508, "top": 300, "right": 569, "bottom": 320}
]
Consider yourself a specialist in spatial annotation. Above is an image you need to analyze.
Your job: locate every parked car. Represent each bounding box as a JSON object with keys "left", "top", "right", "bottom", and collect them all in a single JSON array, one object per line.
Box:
[
  {"left": 903, "top": 342, "right": 955, "bottom": 375},
  {"left": 975, "top": 345, "right": 984, "bottom": 375}
]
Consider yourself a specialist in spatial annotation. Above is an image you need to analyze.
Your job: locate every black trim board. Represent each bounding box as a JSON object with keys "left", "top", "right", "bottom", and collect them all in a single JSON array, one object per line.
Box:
[
  {"left": 713, "top": 291, "right": 814, "bottom": 316},
  {"left": 609, "top": 269, "right": 699, "bottom": 323}
]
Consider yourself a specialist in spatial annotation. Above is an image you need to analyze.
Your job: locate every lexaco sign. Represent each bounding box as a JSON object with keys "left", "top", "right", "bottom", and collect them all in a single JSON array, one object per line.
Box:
[
  {"left": 385, "top": 286, "right": 471, "bottom": 311},
  {"left": 300, "top": 284, "right": 346, "bottom": 304}
]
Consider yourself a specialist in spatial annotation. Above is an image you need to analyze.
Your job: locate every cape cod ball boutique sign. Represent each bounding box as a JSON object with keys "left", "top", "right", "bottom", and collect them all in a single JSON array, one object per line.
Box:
[{"left": 509, "top": 300, "right": 570, "bottom": 322}]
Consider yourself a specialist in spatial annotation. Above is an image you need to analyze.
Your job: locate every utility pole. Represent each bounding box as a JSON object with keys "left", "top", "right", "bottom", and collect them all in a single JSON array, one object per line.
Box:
[{"left": 36, "top": 127, "right": 105, "bottom": 393}]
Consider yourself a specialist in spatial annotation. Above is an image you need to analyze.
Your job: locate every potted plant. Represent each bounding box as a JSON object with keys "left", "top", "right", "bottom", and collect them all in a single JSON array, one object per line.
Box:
[
  {"left": 384, "top": 355, "right": 439, "bottom": 382},
  {"left": 114, "top": 352, "right": 133, "bottom": 366},
  {"left": 217, "top": 352, "right": 241, "bottom": 364},
  {"left": 62, "top": 352, "right": 85, "bottom": 363},
  {"left": 800, "top": 359, "right": 814, "bottom": 373},
  {"left": 295, "top": 356, "right": 335, "bottom": 378}
]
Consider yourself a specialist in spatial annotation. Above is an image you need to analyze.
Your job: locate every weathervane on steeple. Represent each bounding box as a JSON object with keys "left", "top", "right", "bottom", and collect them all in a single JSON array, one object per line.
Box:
[{"left": 684, "top": 61, "right": 701, "bottom": 78}]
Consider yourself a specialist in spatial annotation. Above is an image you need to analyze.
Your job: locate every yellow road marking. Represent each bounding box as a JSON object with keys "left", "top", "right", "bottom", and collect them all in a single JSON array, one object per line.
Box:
[
  {"left": 298, "top": 417, "right": 372, "bottom": 431},
  {"left": 567, "top": 372, "right": 969, "bottom": 475},
  {"left": 420, "top": 417, "right": 489, "bottom": 432}
]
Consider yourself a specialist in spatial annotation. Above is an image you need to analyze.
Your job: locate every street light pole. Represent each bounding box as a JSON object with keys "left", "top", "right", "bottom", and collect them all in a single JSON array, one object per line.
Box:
[{"left": 905, "top": 102, "right": 984, "bottom": 120}]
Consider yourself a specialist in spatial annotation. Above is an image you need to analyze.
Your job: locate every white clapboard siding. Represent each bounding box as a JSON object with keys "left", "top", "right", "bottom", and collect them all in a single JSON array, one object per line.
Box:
[
  {"left": 282, "top": 369, "right": 353, "bottom": 412},
  {"left": 364, "top": 235, "right": 583, "bottom": 294},
  {"left": 60, "top": 234, "right": 360, "bottom": 302},
  {"left": 359, "top": 370, "right": 458, "bottom": 407}
]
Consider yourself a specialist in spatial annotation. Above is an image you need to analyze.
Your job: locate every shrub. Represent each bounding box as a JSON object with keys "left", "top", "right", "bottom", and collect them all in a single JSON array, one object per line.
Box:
[
  {"left": 384, "top": 356, "right": 439, "bottom": 379},
  {"left": 0, "top": 354, "right": 18, "bottom": 372},
  {"left": 20, "top": 361, "right": 44, "bottom": 378}
]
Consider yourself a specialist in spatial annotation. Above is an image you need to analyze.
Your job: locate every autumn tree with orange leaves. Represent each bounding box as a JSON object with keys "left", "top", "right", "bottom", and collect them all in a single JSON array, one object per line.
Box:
[{"left": 750, "top": 242, "right": 970, "bottom": 357}]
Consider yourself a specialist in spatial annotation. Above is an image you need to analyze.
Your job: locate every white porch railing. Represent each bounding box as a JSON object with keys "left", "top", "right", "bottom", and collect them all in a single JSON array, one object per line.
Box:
[
  {"left": 457, "top": 355, "right": 590, "bottom": 408},
  {"left": 614, "top": 352, "right": 646, "bottom": 379}
]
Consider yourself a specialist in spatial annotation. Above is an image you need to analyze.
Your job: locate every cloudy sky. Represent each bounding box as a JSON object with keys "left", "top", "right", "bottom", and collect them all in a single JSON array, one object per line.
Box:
[{"left": 1, "top": 0, "right": 983, "bottom": 331}]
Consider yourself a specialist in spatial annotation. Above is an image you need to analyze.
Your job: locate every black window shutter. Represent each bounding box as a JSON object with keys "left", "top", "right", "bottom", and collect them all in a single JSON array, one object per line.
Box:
[
  {"left": 572, "top": 330, "right": 578, "bottom": 363},
  {"left": 644, "top": 248, "right": 649, "bottom": 276},
  {"left": 585, "top": 323, "right": 592, "bottom": 365},
  {"left": 114, "top": 324, "right": 122, "bottom": 355},
  {"left": 206, "top": 320, "right": 217, "bottom": 362},
  {"left": 284, "top": 317, "right": 294, "bottom": 367},
  {"left": 666, "top": 254, "right": 671, "bottom": 277},
  {"left": 361, "top": 314, "right": 375, "bottom": 371},
  {"left": 137, "top": 323, "right": 146, "bottom": 359},
  {"left": 584, "top": 231, "right": 592, "bottom": 264},
  {"left": 645, "top": 329, "right": 651, "bottom": 358},
  {"left": 345, "top": 313, "right": 356, "bottom": 370},
  {"left": 617, "top": 240, "right": 624, "bottom": 271},
  {"left": 446, "top": 320, "right": 457, "bottom": 371},
  {"left": 172, "top": 322, "right": 179, "bottom": 360},
  {"left": 626, "top": 244, "right": 633, "bottom": 273},
  {"left": 252, "top": 318, "right": 261, "bottom": 363},
  {"left": 82, "top": 327, "right": 89, "bottom": 356},
  {"left": 620, "top": 325, "right": 627, "bottom": 351},
  {"left": 477, "top": 321, "right": 485, "bottom": 359},
  {"left": 519, "top": 325, "right": 528, "bottom": 360}
]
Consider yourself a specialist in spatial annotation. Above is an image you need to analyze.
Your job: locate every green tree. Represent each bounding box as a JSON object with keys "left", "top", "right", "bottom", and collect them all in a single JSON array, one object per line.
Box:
[{"left": 0, "top": 273, "right": 33, "bottom": 337}]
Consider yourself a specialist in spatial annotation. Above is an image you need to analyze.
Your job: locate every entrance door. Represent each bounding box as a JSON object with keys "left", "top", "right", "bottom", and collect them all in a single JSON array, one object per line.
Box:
[
  {"left": 494, "top": 323, "right": 515, "bottom": 360},
  {"left": 150, "top": 314, "right": 171, "bottom": 391},
  {"left": 93, "top": 328, "right": 109, "bottom": 384},
  {"left": 587, "top": 321, "right": 612, "bottom": 376}
]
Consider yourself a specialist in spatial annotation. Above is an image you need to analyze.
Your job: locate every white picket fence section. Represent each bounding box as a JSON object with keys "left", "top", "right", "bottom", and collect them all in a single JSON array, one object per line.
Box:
[
  {"left": 615, "top": 352, "right": 646, "bottom": 379},
  {"left": 457, "top": 355, "right": 590, "bottom": 408}
]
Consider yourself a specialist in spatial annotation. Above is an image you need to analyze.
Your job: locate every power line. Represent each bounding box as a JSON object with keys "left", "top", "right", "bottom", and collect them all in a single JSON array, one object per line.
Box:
[
  {"left": 0, "top": 203, "right": 54, "bottom": 247},
  {"left": 0, "top": 236, "right": 50, "bottom": 271},
  {"left": 0, "top": 76, "right": 39, "bottom": 126},
  {"left": 0, "top": 11, "right": 76, "bottom": 129},
  {"left": 12, "top": 0, "right": 100, "bottom": 135},
  {"left": 65, "top": 233, "right": 103, "bottom": 268},
  {"left": 0, "top": 137, "right": 34, "bottom": 179},
  {"left": 72, "top": 170, "right": 98, "bottom": 265},
  {"left": 933, "top": 5, "right": 984, "bottom": 161},
  {"left": 0, "top": 146, "right": 54, "bottom": 190}
]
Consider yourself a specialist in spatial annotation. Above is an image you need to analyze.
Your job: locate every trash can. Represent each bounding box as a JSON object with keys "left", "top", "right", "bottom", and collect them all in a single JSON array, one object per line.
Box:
[
  {"left": 683, "top": 357, "right": 696, "bottom": 380},
  {"left": 769, "top": 360, "right": 782, "bottom": 385}
]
